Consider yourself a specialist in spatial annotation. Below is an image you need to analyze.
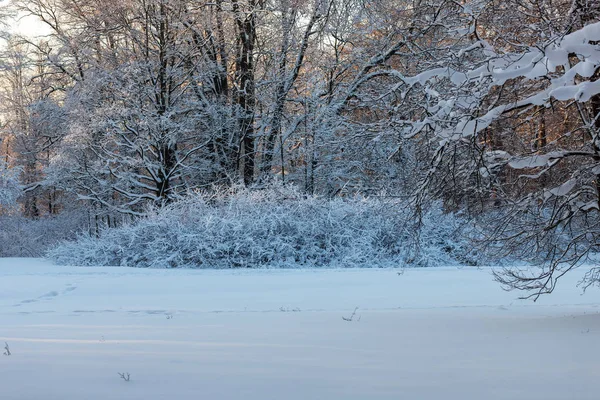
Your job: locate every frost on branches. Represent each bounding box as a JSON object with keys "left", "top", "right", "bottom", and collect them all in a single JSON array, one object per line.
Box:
[
  {"left": 48, "top": 187, "right": 480, "bottom": 269},
  {"left": 390, "top": 5, "right": 600, "bottom": 297}
]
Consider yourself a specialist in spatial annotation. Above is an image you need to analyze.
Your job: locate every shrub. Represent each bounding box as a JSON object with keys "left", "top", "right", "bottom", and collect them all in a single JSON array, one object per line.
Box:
[{"left": 49, "top": 186, "right": 477, "bottom": 268}]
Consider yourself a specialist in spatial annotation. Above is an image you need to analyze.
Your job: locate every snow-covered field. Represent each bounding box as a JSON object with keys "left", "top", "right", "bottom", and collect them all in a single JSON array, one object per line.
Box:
[{"left": 1, "top": 259, "right": 599, "bottom": 400}]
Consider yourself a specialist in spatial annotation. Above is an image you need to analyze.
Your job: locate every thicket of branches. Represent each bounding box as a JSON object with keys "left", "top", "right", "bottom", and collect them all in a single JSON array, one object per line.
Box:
[
  {"left": 48, "top": 186, "right": 480, "bottom": 268},
  {"left": 1, "top": 0, "right": 600, "bottom": 296}
]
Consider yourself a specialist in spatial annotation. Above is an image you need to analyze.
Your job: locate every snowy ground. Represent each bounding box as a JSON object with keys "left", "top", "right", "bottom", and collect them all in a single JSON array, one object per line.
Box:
[{"left": 1, "top": 259, "right": 599, "bottom": 400}]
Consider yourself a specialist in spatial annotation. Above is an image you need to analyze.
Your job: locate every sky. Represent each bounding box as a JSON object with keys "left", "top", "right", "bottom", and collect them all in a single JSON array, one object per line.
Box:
[
  {"left": 3, "top": 4, "right": 50, "bottom": 38},
  {"left": 12, "top": 15, "right": 50, "bottom": 37}
]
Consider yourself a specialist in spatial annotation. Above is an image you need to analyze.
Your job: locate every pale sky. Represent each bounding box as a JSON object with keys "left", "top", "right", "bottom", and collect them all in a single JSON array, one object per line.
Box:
[
  {"left": 2, "top": 3, "right": 51, "bottom": 38},
  {"left": 11, "top": 14, "right": 51, "bottom": 37}
]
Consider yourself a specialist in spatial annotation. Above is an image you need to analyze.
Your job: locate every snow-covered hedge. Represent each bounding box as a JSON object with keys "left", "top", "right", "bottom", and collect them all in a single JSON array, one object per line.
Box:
[{"left": 49, "top": 187, "right": 477, "bottom": 268}]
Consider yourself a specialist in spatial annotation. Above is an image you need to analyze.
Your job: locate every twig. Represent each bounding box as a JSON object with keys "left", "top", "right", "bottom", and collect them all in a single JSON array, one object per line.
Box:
[
  {"left": 118, "top": 372, "right": 131, "bottom": 382},
  {"left": 342, "top": 307, "right": 359, "bottom": 321}
]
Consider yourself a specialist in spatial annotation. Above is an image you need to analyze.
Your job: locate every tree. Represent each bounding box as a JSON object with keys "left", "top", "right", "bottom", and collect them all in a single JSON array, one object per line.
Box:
[
  {"left": 0, "top": 159, "right": 20, "bottom": 210},
  {"left": 43, "top": 0, "right": 237, "bottom": 215},
  {"left": 382, "top": 1, "right": 600, "bottom": 297},
  {"left": 258, "top": 0, "right": 329, "bottom": 184}
]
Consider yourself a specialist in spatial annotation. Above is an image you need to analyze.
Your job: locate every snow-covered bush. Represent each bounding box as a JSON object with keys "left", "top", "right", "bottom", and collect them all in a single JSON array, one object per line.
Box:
[
  {"left": 403, "top": 205, "right": 482, "bottom": 268},
  {"left": 0, "top": 211, "right": 88, "bottom": 257},
  {"left": 49, "top": 187, "right": 478, "bottom": 268}
]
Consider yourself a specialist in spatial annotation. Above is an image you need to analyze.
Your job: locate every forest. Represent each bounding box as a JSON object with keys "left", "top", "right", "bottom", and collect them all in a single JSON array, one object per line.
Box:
[{"left": 1, "top": 0, "right": 600, "bottom": 297}]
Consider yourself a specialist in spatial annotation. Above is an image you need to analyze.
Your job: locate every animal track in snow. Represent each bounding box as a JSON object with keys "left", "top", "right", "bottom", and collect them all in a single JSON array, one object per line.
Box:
[
  {"left": 13, "top": 284, "right": 77, "bottom": 307},
  {"left": 62, "top": 284, "right": 77, "bottom": 295}
]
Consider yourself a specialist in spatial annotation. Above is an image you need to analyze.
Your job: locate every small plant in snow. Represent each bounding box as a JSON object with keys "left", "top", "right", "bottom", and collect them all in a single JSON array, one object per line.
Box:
[
  {"left": 118, "top": 372, "right": 131, "bottom": 382},
  {"left": 279, "top": 306, "right": 301, "bottom": 312},
  {"left": 342, "top": 307, "right": 360, "bottom": 322},
  {"left": 3, "top": 342, "right": 10, "bottom": 356}
]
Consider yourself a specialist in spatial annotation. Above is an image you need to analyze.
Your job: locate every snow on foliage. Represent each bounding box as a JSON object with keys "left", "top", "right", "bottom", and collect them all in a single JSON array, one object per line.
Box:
[
  {"left": 379, "top": 10, "right": 600, "bottom": 296},
  {"left": 49, "top": 187, "right": 478, "bottom": 269},
  {"left": 396, "top": 21, "right": 600, "bottom": 144}
]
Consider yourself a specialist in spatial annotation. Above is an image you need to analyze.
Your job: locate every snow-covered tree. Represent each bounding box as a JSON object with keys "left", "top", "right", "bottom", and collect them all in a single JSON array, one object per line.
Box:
[
  {"left": 378, "top": 1, "right": 600, "bottom": 296},
  {"left": 0, "top": 161, "right": 20, "bottom": 210},
  {"left": 0, "top": 159, "right": 19, "bottom": 210}
]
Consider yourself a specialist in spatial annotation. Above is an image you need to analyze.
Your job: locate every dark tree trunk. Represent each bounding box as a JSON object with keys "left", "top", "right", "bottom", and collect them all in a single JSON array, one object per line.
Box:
[{"left": 233, "top": 0, "right": 257, "bottom": 186}]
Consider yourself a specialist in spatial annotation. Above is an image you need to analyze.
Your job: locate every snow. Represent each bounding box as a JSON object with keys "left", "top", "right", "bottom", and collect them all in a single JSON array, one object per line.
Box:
[
  {"left": 402, "top": 22, "right": 600, "bottom": 147},
  {"left": 1, "top": 258, "right": 600, "bottom": 400},
  {"left": 549, "top": 179, "right": 577, "bottom": 197},
  {"left": 508, "top": 152, "right": 562, "bottom": 169}
]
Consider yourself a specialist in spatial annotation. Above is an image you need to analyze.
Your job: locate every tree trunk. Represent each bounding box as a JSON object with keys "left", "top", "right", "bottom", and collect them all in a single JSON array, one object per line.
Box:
[{"left": 233, "top": 0, "right": 257, "bottom": 186}]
